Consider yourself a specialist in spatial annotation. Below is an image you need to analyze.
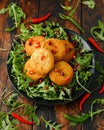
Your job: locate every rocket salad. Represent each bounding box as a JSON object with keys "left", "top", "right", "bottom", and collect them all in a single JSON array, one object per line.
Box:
[{"left": 7, "top": 21, "right": 94, "bottom": 102}]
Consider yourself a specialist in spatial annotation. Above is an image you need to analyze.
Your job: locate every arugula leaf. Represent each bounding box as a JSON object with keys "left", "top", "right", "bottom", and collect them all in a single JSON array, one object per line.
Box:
[
  {"left": 91, "top": 98, "right": 104, "bottom": 120},
  {"left": 41, "top": 116, "right": 62, "bottom": 130},
  {"left": 18, "top": 21, "right": 68, "bottom": 42},
  {"left": 23, "top": 105, "right": 40, "bottom": 125},
  {"left": 0, "top": 115, "right": 19, "bottom": 130},
  {"left": 82, "top": 0, "right": 96, "bottom": 9},
  {"left": 0, "top": 2, "right": 26, "bottom": 31}
]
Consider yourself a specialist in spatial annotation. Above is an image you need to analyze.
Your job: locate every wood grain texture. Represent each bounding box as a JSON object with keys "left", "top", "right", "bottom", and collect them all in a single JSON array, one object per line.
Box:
[{"left": 0, "top": 0, "right": 104, "bottom": 130}]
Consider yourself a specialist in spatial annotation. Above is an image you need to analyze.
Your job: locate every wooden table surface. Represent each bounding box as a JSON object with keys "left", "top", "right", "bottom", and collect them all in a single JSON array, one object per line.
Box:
[{"left": 0, "top": 0, "right": 104, "bottom": 130}]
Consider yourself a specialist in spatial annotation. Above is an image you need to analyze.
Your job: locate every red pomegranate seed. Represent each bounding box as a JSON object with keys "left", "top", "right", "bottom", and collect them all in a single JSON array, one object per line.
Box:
[
  {"left": 53, "top": 45, "right": 57, "bottom": 48},
  {"left": 29, "top": 70, "right": 34, "bottom": 75},
  {"left": 72, "top": 55, "right": 76, "bottom": 59},
  {"left": 65, "top": 76, "right": 69, "bottom": 81},
  {"left": 22, "top": 50, "right": 26, "bottom": 53},
  {"left": 51, "top": 49, "right": 57, "bottom": 54},
  {"left": 48, "top": 41, "right": 52, "bottom": 45},
  {"left": 54, "top": 69, "right": 58, "bottom": 72},
  {"left": 60, "top": 71, "right": 64, "bottom": 76},
  {"left": 73, "top": 68, "right": 77, "bottom": 72},
  {"left": 29, "top": 82, "right": 34, "bottom": 86},
  {"left": 41, "top": 55, "right": 45, "bottom": 60}
]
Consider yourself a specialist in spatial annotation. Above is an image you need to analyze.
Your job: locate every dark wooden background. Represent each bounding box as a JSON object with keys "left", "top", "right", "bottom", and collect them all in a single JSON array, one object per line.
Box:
[{"left": 0, "top": 0, "right": 104, "bottom": 130}]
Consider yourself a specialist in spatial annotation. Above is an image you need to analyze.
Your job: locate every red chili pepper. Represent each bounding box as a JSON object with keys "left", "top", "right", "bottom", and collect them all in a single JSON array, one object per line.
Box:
[
  {"left": 99, "top": 83, "right": 104, "bottom": 94},
  {"left": 32, "top": 12, "right": 52, "bottom": 23},
  {"left": 88, "top": 37, "right": 104, "bottom": 53},
  {"left": 11, "top": 112, "right": 35, "bottom": 125},
  {"left": 79, "top": 93, "right": 91, "bottom": 111}
]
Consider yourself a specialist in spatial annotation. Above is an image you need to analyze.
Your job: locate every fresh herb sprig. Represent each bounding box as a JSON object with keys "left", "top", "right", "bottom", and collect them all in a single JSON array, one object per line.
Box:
[
  {"left": 41, "top": 116, "right": 62, "bottom": 130},
  {"left": 69, "top": 35, "right": 93, "bottom": 93},
  {"left": 18, "top": 21, "right": 68, "bottom": 42},
  {"left": 0, "top": 2, "right": 26, "bottom": 31},
  {"left": 91, "top": 98, "right": 104, "bottom": 120}
]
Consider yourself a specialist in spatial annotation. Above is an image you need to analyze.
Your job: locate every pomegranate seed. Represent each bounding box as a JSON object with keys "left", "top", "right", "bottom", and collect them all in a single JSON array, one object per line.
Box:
[
  {"left": 55, "top": 30, "right": 60, "bottom": 35},
  {"left": 72, "top": 55, "right": 76, "bottom": 59},
  {"left": 53, "top": 45, "right": 57, "bottom": 48},
  {"left": 42, "top": 32, "right": 46, "bottom": 36},
  {"left": 28, "top": 41, "right": 32, "bottom": 45},
  {"left": 51, "top": 49, "right": 57, "bottom": 54},
  {"left": 48, "top": 41, "right": 52, "bottom": 45},
  {"left": 41, "top": 55, "right": 45, "bottom": 60},
  {"left": 54, "top": 69, "right": 58, "bottom": 72},
  {"left": 65, "top": 76, "right": 69, "bottom": 81},
  {"left": 29, "top": 70, "right": 34, "bottom": 75},
  {"left": 73, "top": 68, "right": 77, "bottom": 72},
  {"left": 29, "top": 82, "right": 34, "bottom": 86},
  {"left": 60, "top": 71, "right": 64, "bottom": 76},
  {"left": 22, "top": 49, "right": 26, "bottom": 53},
  {"left": 44, "top": 86, "right": 48, "bottom": 90},
  {"left": 77, "top": 65, "right": 81, "bottom": 69},
  {"left": 68, "top": 34, "right": 72, "bottom": 39},
  {"left": 75, "top": 63, "right": 79, "bottom": 67},
  {"left": 39, "top": 78, "right": 44, "bottom": 83}
]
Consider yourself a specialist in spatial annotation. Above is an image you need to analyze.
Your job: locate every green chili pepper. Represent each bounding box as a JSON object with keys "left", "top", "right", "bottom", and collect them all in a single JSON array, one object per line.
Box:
[
  {"left": 60, "top": 4, "right": 72, "bottom": 11},
  {"left": 64, "top": 108, "right": 104, "bottom": 124},
  {"left": 59, "top": 13, "right": 84, "bottom": 32},
  {"left": 64, "top": 113, "right": 89, "bottom": 123}
]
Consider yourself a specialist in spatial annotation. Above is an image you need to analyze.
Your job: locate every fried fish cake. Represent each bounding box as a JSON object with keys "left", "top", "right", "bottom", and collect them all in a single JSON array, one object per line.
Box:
[
  {"left": 62, "top": 40, "right": 76, "bottom": 61},
  {"left": 49, "top": 61, "right": 74, "bottom": 85},
  {"left": 24, "top": 36, "right": 45, "bottom": 55},
  {"left": 31, "top": 48, "right": 54, "bottom": 75},
  {"left": 43, "top": 38, "right": 66, "bottom": 61},
  {"left": 24, "top": 59, "right": 46, "bottom": 81}
]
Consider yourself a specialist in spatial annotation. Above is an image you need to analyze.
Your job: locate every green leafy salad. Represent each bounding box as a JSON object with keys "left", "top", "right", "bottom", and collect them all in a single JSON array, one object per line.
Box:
[{"left": 7, "top": 21, "right": 93, "bottom": 101}]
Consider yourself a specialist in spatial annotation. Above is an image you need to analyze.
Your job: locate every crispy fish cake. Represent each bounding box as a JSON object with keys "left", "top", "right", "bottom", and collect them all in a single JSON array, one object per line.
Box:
[
  {"left": 49, "top": 61, "right": 74, "bottom": 85},
  {"left": 31, "top": 48, "right": 54, "bottom": 75},
  {"left": 24, "top": 36, "right": 45, "bottom": 55},
  {"left": 43, "top": 38, "right": 66, "bottom": 61},
  {"left": 24, "top": 59, "right": 46, "bottom": 81},
  {"left": 62, "top": 40, "right": 76, "bottom": 61}
]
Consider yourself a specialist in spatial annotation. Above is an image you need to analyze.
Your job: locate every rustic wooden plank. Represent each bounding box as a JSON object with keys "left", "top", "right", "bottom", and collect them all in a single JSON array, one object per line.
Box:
[
  {"left": 0, "top": 0, "right": 104, "bottom": 130},
  {"left": 0, "top": 1, "right": 39, "bottom": 130},
  {"left": 81, "top": 0, "right": 104, "bottom": 130},
  {"left": 38, "top": 0, "right": 82, "bottom": 130}
]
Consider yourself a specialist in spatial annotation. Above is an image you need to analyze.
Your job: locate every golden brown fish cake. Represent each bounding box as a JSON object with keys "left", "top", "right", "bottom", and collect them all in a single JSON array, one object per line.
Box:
[
  {"left": 24, "top": 36, "right": 45, "bottom": 55},
  {"left": 43, "top": 38, "right": 66, "bottom": 61},
  {"left": 62, "top": 40, "right": 76, "bottom": 61},
  {"left": 49, "top": 61, "right": 74, "bottom": 85},
  {"left": 24, "top": 59, "right": 46, "bottom": 81},
  {"left": 31, "top": 48, "right": 54, "bottom": 75}
]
